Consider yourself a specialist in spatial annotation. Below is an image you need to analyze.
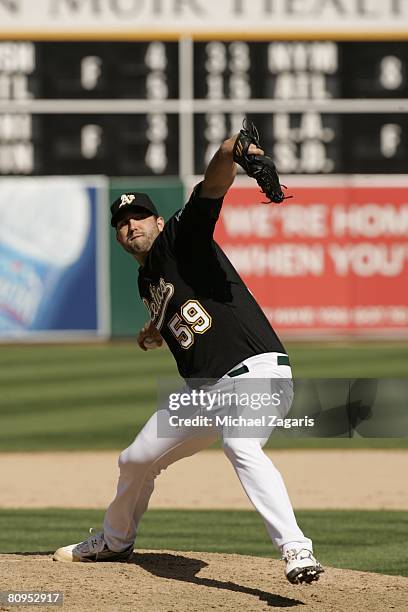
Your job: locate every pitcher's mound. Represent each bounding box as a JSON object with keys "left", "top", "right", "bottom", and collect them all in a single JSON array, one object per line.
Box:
[{"left": 0, "top": 550, "right": 406, "bottom": 611}]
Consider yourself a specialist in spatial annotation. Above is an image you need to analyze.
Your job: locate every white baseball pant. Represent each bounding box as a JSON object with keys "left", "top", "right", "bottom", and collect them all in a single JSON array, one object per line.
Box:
[{"left": 103, "top": 352, "right": 313, "bottom": 556}]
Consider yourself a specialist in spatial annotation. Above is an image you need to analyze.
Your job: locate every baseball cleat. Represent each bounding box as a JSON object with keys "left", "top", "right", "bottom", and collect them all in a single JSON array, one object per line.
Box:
[
  {"left": 282, "top": 548, "right": 324, "bottom": 585},
  {"left": 53, "top": 528, "right": 133, "bottom": 563}
]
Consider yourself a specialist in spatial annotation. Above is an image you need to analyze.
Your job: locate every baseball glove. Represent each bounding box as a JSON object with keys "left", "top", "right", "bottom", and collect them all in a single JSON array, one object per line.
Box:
[{"left": 233, "top": 119, "right": 290, "bottom": 204}]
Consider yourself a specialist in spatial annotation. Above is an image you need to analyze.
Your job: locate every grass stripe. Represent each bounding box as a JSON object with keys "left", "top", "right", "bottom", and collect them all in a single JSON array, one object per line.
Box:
[
  {"left": 0, "top": 508, "right": 406, "bottom": 577},
  {"left": 0, "top": 342, "right": 407, "bottom": 451}
]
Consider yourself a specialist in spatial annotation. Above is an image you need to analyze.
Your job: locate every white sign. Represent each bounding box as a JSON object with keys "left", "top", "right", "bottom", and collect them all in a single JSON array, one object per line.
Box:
[{"left": 0, "top": 0, "right": 407, "bottom": 38}]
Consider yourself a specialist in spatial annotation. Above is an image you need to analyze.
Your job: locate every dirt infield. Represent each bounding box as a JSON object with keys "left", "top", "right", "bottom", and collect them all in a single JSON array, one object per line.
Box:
[
  {"left": 1, "top": 449, "right": 407, "bottom": 510},
  {"left": 0, "top": 550, "right": 406, "bottom": 612},
  {"left": 1, "top": 450, "right": 407, "bottom": 610}
]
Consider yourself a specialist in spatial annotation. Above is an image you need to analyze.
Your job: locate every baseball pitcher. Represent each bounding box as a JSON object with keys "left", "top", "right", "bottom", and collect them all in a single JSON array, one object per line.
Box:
[{"left": 53, "top": 122, "right": 323, "bottom": 585}]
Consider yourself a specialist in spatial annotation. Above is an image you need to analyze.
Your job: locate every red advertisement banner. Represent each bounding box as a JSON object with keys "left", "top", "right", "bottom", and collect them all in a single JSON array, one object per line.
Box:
[{"left": 215, "top": 180, "right": 408, "bottom": 337}]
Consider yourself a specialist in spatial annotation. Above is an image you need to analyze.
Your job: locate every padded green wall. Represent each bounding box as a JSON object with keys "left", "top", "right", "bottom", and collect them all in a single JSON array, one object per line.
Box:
[{"left": 109, "top": 178, "right": 185, "bottom": 336}]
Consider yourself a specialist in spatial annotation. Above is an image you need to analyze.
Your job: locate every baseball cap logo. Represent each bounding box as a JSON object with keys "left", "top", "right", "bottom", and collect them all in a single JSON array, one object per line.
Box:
[{"left": 119, "top": 194, "right": 135, "bottom": 208}]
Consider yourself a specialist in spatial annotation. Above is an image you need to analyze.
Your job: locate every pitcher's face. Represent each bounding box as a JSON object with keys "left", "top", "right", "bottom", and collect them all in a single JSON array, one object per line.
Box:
[{"left": 116, "top": 211, "right": 164, "bottom": 256}]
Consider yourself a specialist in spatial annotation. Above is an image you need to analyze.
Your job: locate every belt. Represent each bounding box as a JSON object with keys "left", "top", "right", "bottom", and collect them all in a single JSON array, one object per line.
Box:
[
  {"left": 227, "top": 355, "right": 290, "bottom": 378},
  {"left": 227, "top": 365, "right": 249, "bottom": 377}
]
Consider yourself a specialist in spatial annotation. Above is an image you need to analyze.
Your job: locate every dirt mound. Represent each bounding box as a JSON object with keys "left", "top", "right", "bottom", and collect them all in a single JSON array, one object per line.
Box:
[{"left": 0, "top": 550, "right": 406, "bottom": 611}]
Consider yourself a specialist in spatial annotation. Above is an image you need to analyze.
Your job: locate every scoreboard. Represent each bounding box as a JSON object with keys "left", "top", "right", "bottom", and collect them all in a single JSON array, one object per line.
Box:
[{"left": 0, "top": 38, "right": 407, "bottom": 176}]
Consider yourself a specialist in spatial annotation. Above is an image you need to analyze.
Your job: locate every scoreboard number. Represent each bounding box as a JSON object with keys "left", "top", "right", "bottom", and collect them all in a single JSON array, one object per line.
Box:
[{"left": 379, "top": 56, "right": 403, "bottom": 90}]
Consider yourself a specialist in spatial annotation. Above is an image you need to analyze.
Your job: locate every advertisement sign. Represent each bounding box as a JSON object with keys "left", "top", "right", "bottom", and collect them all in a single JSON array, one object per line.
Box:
[
  {"left": 0, "top": 177, "right": 109, "bottom": 340},
  {"left": 215, "top": 176, "right": 408, "bottom": 337},
  {"left": 0, "top": 0, "right": 407, "bottom": 38}
]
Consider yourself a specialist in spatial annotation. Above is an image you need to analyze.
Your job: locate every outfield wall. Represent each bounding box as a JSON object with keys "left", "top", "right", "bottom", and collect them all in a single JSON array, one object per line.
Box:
[
  {"left": 0, "top": 175, "right": 407, "bottom": 341},
  {"left": 109, "top": 178, "right": 184, "bottom": 336}
]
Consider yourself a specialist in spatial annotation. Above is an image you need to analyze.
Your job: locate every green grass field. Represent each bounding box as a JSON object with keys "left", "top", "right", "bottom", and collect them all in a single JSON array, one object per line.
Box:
[
  {"left": 1, "top": 343, "right": 407, "bottom": 577},
  {"left": 0, "top": 341, "right": 407, "bottom": 451},
  {"left": 0, "top": 508, "right": 407, "bottom": 577}
]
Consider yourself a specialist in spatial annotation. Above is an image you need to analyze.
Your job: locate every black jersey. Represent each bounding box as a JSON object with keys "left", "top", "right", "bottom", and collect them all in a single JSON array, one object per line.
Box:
[{"left": 138, "top": 183, "right": 285, "bottom": 379}]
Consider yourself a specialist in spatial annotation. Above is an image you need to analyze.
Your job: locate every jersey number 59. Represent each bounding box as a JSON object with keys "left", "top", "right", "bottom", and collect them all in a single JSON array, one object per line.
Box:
[{"left": 168, "top": 300, "right": 212, "bottom": 349}]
